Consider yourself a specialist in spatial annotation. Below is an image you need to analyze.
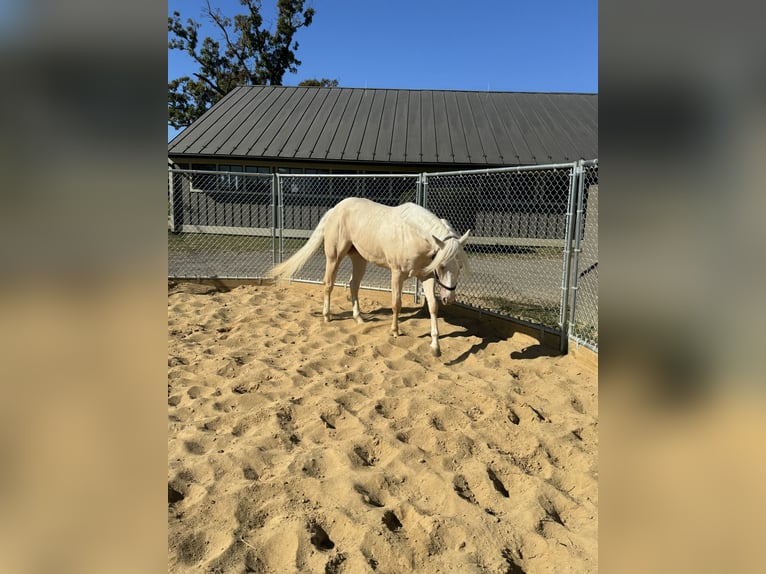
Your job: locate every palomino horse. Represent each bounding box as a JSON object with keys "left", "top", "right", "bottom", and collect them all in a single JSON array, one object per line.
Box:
[{"left": 268, "top": 197, "right": 470, "bottom": 356}]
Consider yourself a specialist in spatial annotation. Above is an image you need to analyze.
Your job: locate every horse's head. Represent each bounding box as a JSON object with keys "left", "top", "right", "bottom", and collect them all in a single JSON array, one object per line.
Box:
[{"left": 430, "top": 230, "right": 471, "bottom": 305}]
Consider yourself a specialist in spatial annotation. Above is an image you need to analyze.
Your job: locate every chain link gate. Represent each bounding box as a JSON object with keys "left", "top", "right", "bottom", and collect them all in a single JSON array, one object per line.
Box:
[
  {"left": 423, "top": 163, "right": 579, "bottom": 348},
  {"left": 168, "top": 168, "right": 277, "bottom": 278},
  {"left": 567, "top": 160, "right": 598, "bottom": 351},
  {"left": 168, "top": 162, "right": 598, "bottom": 352}
]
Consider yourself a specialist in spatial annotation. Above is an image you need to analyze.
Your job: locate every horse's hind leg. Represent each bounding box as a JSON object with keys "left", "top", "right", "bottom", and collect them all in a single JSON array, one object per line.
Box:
[
  {"left": 348, "top": 251, "right": 367, "bottom": 324},
  {"left": 322, "top": 254, "right": 341, "bottom": 322}
]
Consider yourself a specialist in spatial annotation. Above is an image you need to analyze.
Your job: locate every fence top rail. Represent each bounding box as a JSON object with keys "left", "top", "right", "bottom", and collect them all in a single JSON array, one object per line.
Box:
[
  {"left": 425, "top": 161, "right": 584, "bottom": 178},
  {"left": 277, "top": 173, "right": 420, "bottom": 179},
  {"left": 170, "top": 168, "right": 274, "bottom": 177}
]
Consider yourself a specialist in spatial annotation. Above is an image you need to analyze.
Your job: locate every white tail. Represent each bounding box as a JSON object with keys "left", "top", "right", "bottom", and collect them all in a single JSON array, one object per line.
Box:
[{"left": 268, "top": 208, "right": 333, "bottom": 280}]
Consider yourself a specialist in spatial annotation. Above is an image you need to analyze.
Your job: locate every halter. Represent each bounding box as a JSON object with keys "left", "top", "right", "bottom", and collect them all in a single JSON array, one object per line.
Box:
[
  {"left": 433, "top": 271, "right": 457, "bottom": 292},
  {"left": 433, "top": 235, "right": 462, "bottom": 292}
]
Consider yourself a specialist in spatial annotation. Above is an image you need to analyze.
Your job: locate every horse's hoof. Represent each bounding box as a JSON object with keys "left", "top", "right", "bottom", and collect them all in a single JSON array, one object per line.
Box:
[
  {"left": 354, "top": 316, "right": 365, "bottom": 324},
  {"left": 431, "top": 346, "right": 441, "bottom": 357},
  {"left": 323, "top": 315, "right": 332, "bottom": 323}
]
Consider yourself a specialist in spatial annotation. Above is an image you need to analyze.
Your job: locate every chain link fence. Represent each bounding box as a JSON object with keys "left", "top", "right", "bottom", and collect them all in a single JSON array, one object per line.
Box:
[{"left": 168, "top": 161, "right": 598, "bottom": 351}]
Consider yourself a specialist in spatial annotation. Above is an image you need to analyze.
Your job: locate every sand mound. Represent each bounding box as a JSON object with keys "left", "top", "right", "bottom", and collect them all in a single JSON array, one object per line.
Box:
[{"left": 168, "top": 282, "right": 597, "bottom": 573}]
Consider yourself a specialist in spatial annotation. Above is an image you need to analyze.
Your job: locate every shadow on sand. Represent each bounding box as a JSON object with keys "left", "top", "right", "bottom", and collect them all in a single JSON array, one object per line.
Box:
[
  {"left": 320, "top": 299, "right": 562, "bottom": 365},
  {"left": 436, "top": 306, "right": 561, "bottom": 365}
]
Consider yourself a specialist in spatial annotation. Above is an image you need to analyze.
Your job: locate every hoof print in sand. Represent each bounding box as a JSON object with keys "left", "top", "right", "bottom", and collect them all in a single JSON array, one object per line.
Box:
[
  {"left": 324, "top": 552, "right": 347, "bottom": 574},
  {"left": 502, "top": 548, "right": 527, "bottom": 574},
  {"left": 309, "top": 521, "right": 335, "bottom": 551},
  {"left": 168, "top": 483, "right": 185, "bottom": 505},
  {"left": 320, "top": 413, "right": 336, "bottom": 429},
  {"left": 382, "top": 510, "right": 403, "bottom": 532},
  {"left": 487, "top": 467, "right": 510, "bottom": 498},
  {"left": 536, "top": 497, "right": 566, "bottom": 535},
  {"left": 352, "top": 445, "right": 376, "bottom": 467},
  {"left": 453, "top": 474, "right": 478, "bottom": 505},
  {"left": 354, "top": 484, "right": 384, "bottom": 507}
]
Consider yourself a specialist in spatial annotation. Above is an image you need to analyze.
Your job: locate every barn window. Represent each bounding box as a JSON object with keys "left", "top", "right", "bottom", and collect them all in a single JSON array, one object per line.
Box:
[{"left": 217, "top": 164, "right": 243, "bottom": 192}]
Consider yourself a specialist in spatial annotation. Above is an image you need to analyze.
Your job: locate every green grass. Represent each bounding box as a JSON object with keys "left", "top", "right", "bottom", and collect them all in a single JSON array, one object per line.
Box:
[
  {"left": 467, "top": 295, "right": 598, "bottom": 346},
  {"left": 570, "top": 322, "right": 599, "bottom": 345},
  {"left": 464, "top": 295, "right": 562, "bottom": 329}
]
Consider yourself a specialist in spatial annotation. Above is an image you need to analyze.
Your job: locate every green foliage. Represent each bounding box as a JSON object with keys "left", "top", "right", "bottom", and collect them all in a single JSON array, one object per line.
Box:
[
  {"left": 298, "top": 78, "right": 339, "bottom": 87},
  {"left": 470, "top": 295, "right": 561, "bottom": 329},
  {"left": 168, "top": 0, "right": 315, "bottom": 129}
]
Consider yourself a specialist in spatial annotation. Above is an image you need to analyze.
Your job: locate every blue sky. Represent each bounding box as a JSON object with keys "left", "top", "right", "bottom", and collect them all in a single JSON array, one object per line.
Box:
[{"left": 168, "top": 0, "right": 598, "bottom": 140}]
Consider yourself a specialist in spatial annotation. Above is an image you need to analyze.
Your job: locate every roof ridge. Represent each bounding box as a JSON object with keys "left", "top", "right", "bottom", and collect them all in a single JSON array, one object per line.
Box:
[{"left": 235, "top": 85, "right": 597, "bottom": 96}]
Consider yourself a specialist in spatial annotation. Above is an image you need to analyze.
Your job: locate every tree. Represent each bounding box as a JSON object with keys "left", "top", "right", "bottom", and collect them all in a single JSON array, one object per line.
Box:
[
  {"left": 298, "top": 78, "right": 339, "bottom": 87},
  {"left": 168, "top": 0, "right": 315, "bottom": 129}
]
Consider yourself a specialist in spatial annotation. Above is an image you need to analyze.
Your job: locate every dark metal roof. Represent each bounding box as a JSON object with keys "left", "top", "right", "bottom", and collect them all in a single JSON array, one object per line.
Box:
[{"left": 168, "top": 86, "right": 597, "bottom": 166}]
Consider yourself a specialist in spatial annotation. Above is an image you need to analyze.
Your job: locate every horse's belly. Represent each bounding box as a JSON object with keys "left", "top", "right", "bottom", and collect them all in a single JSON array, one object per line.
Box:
[{"left": 352, "top": 244, "right": 390, "bottom": 268}]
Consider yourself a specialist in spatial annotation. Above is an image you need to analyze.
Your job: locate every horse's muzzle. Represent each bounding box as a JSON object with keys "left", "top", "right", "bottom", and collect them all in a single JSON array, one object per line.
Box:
[{"left": 434, "top": 272, "right": 457, "bottom": 306}]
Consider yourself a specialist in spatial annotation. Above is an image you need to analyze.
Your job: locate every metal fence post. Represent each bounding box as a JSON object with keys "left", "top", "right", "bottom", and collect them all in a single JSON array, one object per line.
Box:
[
  {"left": 558, "top": 161, "right": 580, "bottom": 352},
  {"left": 168, "top": 169, "right": 175, "bottom": 233},
  {"left": 271, "top": 173, "right": 278, "bottom": 266},
  {"left": 567, "top": 160, "right": 587, "bottom": 340},
  {"left": 276, "top": 173, "right": 285, "bottom": 264}
]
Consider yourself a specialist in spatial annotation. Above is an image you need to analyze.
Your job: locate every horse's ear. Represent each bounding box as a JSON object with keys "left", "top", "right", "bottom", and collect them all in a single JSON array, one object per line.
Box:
[
  {"left": 459, "top": 230, "right": 471, "bottom": 244},
  {"left": 432, "top": 235, "right": 446, "bottom": 249}
]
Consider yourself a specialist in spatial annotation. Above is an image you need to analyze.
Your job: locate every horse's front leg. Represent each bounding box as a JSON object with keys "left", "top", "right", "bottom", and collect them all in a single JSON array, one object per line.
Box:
[
  {"left": 421, "top": 277, "right": 441, "bottom": 356},
  {"left": 349, "top": 252, "right": 368, "bottom": 324},
  {"left": 390, "top": 270, "right": 405, "bottom": 336}
]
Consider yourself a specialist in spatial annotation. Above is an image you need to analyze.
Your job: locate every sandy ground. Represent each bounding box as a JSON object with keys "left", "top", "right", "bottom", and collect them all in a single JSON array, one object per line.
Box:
[{"left": 168, "top": 281, "right": 597, "bottom": 573}]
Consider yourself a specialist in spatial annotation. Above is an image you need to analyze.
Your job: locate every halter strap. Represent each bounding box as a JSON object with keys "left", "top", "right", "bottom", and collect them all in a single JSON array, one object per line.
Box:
[{"left": 433, "top": 271, "right": 457, "bottom": 291}]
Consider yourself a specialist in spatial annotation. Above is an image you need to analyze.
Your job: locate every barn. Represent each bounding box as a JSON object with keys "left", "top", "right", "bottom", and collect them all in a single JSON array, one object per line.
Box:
[{"left": 167, "top": 85, "right": 597, "bottom": 173}]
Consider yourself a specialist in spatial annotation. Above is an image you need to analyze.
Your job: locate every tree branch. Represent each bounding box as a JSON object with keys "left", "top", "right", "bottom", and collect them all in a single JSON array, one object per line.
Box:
[
  {"left": 204, "top": 0, "right": 254, "bottom": 82},
  {"left": 193, "top": 72, "right": 228, "bottom": 97}
]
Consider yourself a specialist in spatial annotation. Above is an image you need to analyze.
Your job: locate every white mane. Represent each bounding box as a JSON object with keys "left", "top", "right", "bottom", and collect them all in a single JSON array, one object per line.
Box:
[
  {"left": 396, "top": 203, "right": 469, "bottom": 275},
  {"left": 396, "top": 202, "right": 452, "bottom": 236}
]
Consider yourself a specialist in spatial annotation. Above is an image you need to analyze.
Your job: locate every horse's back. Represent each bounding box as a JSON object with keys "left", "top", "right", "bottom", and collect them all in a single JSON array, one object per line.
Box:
[
  {"left": 326, "top": 198, "right": 434, "bottom": 267},
  {"left": 325, "top": 197, "right": 394, "bottom": 244},
  {"left": 334, "top": 196, "right": 392, "bottom": 214},
  {"left": 330, "top": 197, "right": 401, "bottom": 227},
  {"left": 332, "top": 198, "right": 445, "bottom": 239}
]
